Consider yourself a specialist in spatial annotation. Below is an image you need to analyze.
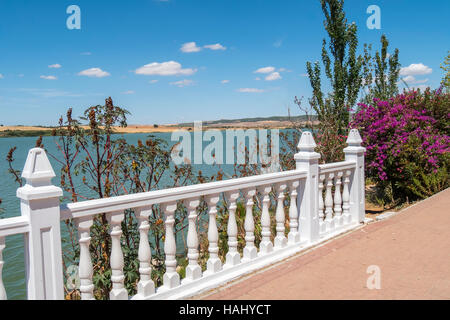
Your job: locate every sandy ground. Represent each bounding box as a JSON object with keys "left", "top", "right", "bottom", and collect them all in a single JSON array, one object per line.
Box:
[{"left": 0, "top": 120, "right": 305, "bottom": 134}]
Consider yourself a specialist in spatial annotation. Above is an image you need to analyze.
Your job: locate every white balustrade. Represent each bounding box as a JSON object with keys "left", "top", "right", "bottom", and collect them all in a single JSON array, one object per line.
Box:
[
  {"left": 76, "top": 217, "right": 94, "bottom": 300},
  {"left": 258, "top": 185, "right": 273, "bottom": 255},
  {"left": 161, "top": 202, "right": 179, "bottom": 290},
  {"left": 205, "top": 195, "right": 222, "bottom": 275},
  {"left": 135, "top": 207, "right": 155, "bottom": 297},
  {"left": 274, "top": 183, "right": 287, "bottom": 248},
  {"left": 0, "top": 237, "right": 6, "bottom": 300},
  {"left": 243, "top": 188, "right": 257, "bottom": 261},
  {"left": 334, "top": 171, "right": 343, "bottom": 226},
  {"left": 288, "top": 180, "right": 300, "bottom": 244},
  {"left": 183, "top": 199, "right": 202, "bottom": 282},
  {"left": 342, "top": 170, "right": 351, "bottom": 224},
  {"left": 224, "top": 191, "right": 240, "bottom": 267},
  {"left": 107, "top": 211, "right": 128, "bottom": 300},
  {"left": 318, "top": 174, "right": 326, "bottom": 234},
  {"left": 0, "top": 129, "right": 365, "bottom": 300},
  {"left": 324, "top": 173, "right": 335, "bottom": 231}
]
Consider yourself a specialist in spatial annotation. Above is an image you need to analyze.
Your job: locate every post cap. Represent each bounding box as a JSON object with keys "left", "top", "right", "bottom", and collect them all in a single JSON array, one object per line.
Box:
[
  {"left": 346, "top": 129, "right": 363, "bottom": 146},
  {"left": 21, "top": 148, "right": 56, "bottom": 186},
  {"left": 297, "top": 131, "right": 317, "bottom": 152}
]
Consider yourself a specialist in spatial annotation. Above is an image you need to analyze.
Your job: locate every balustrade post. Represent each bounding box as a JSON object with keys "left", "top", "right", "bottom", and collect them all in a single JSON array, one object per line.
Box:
[
  {"left": 76, "top": 217, "right": 94, "bottom": 300},
  {"left": 258, "top": 185, "right": 273, "bottom": 255},
  {"left": 161, "top": 202, "right": 180, "bottom": 289},
  {"left": 318, "top": 174, "right": 326, "bottom": 234},
  {"left": 0, "top": 237, "right": 6, "bottom": 300},
  {"left": 274, "top": 183, "right": 287, "bottom": 248},
  {"left": 224, "top": 191, "right": 241, "bottom": 267},
  {"left": 135, "top": 207, "right": 155, "bottom": 297},
  {"left": 16, "top": 148, "right": 64, "bottom": 300},
  {"left": 324, "top": 173, "right": 335, "bottom": 231},
  {"left": 342, "top": 170, "right": 351, "bottom": 224},
  {"left": 107, "top": 211, "right": 128, "bottom": 300},
  {"left": 334, "top": 171, "right": 343, "bottom": 226},
  {"left": 205, "top": 194, "right": 222, "bottom": 275},
  {"left": 288, "top": 180, "right": 300, "bottom": 244},
  {"left": 183, "top": 198, "right": 202, "bottom": 281},
  {"left": 294, "top": 131, "right": 320, "bottom": 243},
  {"left": 243, "top": 188, "right": 257, "bottom": 261},
  {"left": 343, "top": 129, "right": 366, "bottom": 223}
]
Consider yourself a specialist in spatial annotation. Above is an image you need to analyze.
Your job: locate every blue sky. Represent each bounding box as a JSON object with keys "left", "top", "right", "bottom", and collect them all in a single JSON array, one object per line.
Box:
[{"left": 0, "top": 0, "right": 449, "bottom": 126}]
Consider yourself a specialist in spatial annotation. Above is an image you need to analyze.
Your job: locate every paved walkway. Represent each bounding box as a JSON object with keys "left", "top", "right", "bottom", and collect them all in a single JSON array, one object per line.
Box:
[{"left": 199, "top": 188, "right": 450, "bottom": 300}]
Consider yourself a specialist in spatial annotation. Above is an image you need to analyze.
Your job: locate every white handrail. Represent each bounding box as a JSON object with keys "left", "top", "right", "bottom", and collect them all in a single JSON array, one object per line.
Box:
[
  {"left": 318, "top": 160, "right": 356, "bottom": 174},
  {"left": 0, "top": 216, "right": 29, "bottom": 237},
  {"left": 60, "top": 169, "right": 308, "bottom": 220}
]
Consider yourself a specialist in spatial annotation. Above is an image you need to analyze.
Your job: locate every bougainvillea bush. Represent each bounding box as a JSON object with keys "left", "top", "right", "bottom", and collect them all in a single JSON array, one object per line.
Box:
[{"left": 351, "top": 88, "right": 450, "bottom": 202}]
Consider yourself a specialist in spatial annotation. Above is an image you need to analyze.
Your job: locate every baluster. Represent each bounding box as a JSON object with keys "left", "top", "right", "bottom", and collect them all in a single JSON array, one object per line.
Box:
[
  {"left": 318, "top": 174, "right": 326, "bottom": 234},
  {"left": 205, "top": 195, "right": 222, "bottom": 275},
  {"left": 324, "top": 173, "right": 335, "bottom": 231},
  {"left": 76, "top": 217, "right": 94, "bottom": 300},
  {"left": 342, "top": 170, "right": 351, "bottom": 224},
  {"left": 243, "top": 188, "right": 257, "bottom": 261},
  {"left": 183, "top": 198, "right": 202, "bottom": 282},
  {"left": 288, "top": 180, "right": 300, "bottom": 244},
  {"left": 334, "top": 171, "right": 343, "bottom": 226},
  {"left": 0, "top": 237, "right": 6, "bottom": 300},
  {"left": 161, "top": 202, "right": 180, "bottom": 290},
  {"left": 135, "top": 207, "right": 155, "bottom": 297},
  {"left": 258, "top": 185, "right": 273, "bottom": 255},
  {"left": 107, "top": 211, "right": 128, "bottom": 300},
  {"left": 274, "top": 183, "right": 287, "bottom": 248},
  {"left": 224, "top": 191, "right": 241, "bottom": 267}
]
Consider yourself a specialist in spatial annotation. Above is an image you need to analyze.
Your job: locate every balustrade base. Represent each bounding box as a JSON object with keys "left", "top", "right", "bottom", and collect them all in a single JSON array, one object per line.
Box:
[
  {"left": 137, "top": 280, "right": 155, "bottom": 297},
  {"left": 224, "top": 252, "right": 241, "bottom": 267},
  {"left": 132, "top": 221, "right": 362, "bottom": 301},
  {"left": 274, "top": 236, "right": 287, "bottom": 249},
  {"left": 184, "top": 265, "right": 202, "bottom": 282}
]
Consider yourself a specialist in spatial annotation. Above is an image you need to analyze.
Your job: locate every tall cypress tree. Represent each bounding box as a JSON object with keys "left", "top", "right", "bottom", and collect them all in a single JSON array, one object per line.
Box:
[
  {"left": 306, "top": 0, "right": 364, "bottom": 134},
  {"left": 361, "top": 34, "right": 401, "bottom": 103}
]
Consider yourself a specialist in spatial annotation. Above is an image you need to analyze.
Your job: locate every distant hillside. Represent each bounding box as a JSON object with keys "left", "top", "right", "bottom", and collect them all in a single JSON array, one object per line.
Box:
[{"left": 173, "top": 115, "right": 318, "bottom": 127}]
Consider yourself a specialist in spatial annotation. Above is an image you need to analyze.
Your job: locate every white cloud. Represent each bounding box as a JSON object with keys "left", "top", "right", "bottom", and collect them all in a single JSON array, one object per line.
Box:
[
  {"left": 40, "top": 75, "right": 57, "bottom": 80},
  {"left": 221, "top": 80, "right": 230, "bottom": 84},
  {"left": 122, "top": 90, "right": 135, "bottom": 94},
  {"left": 149, "top": 79, "right": 159, "bottom": 84},
  {"left": 17, "top": 88, "right": 82, "bottom": 98},
  {"left": 254, "top": 66, "right": 276, "bottom": 74},
  {"left": 48, "top": 64, "right": 62, "bottom": 69},
  {"left": 170, "top": 79, "right": 194, "bottom": 87},
  {"left": 400, "top": 63, "right": 432, "bottom": 76},
  {"left": 273, "top": 39, "right": 283, "bottom": 48},
  {"left": 409, "top": 84, "right": 430, "bottom": 91},
  {"left": 204, "top": 43, "right": 226, "bottom": 51},
  {"left": 402, "top": 75, "right": 415, "bottom": 83},
  {"left": 80, "top": 52, "right": 92, "bottom": 55},
  {"left": 402, "top": 75, "right": 429, "bottom": 84},
  {"left": 255, "top": 77, "right": 261, "bottom": 81},
  {"left": 181, "top": 42, "right": 202, "bottom": 53},
  {"left": 18, "top": 74, "right": 24, "bottom": 77},
  {"left": 265, "top": 72, "right": 281, "bottom": 81},
  {"left": 0, "top": 74, "right": 3, "bottom": 79},
  {"left": 78, "top": 68, "right": 110, "bottom": 78},
  {"left": 135, "top": 61, "right": 197, "bottom": 76},
  {"left": 237, "top": 88, "right": 264, "bottom": 93}
]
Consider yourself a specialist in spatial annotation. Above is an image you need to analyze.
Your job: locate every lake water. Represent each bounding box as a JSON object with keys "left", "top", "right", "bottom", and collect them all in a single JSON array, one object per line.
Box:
[{"left": 0, "top": 130, "right": 294, "bottom": 299}]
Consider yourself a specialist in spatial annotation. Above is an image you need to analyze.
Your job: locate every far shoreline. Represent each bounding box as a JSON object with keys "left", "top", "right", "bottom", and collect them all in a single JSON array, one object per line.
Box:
[{"left": 0, "top": 120, "right": 317, "bottom": 138}]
